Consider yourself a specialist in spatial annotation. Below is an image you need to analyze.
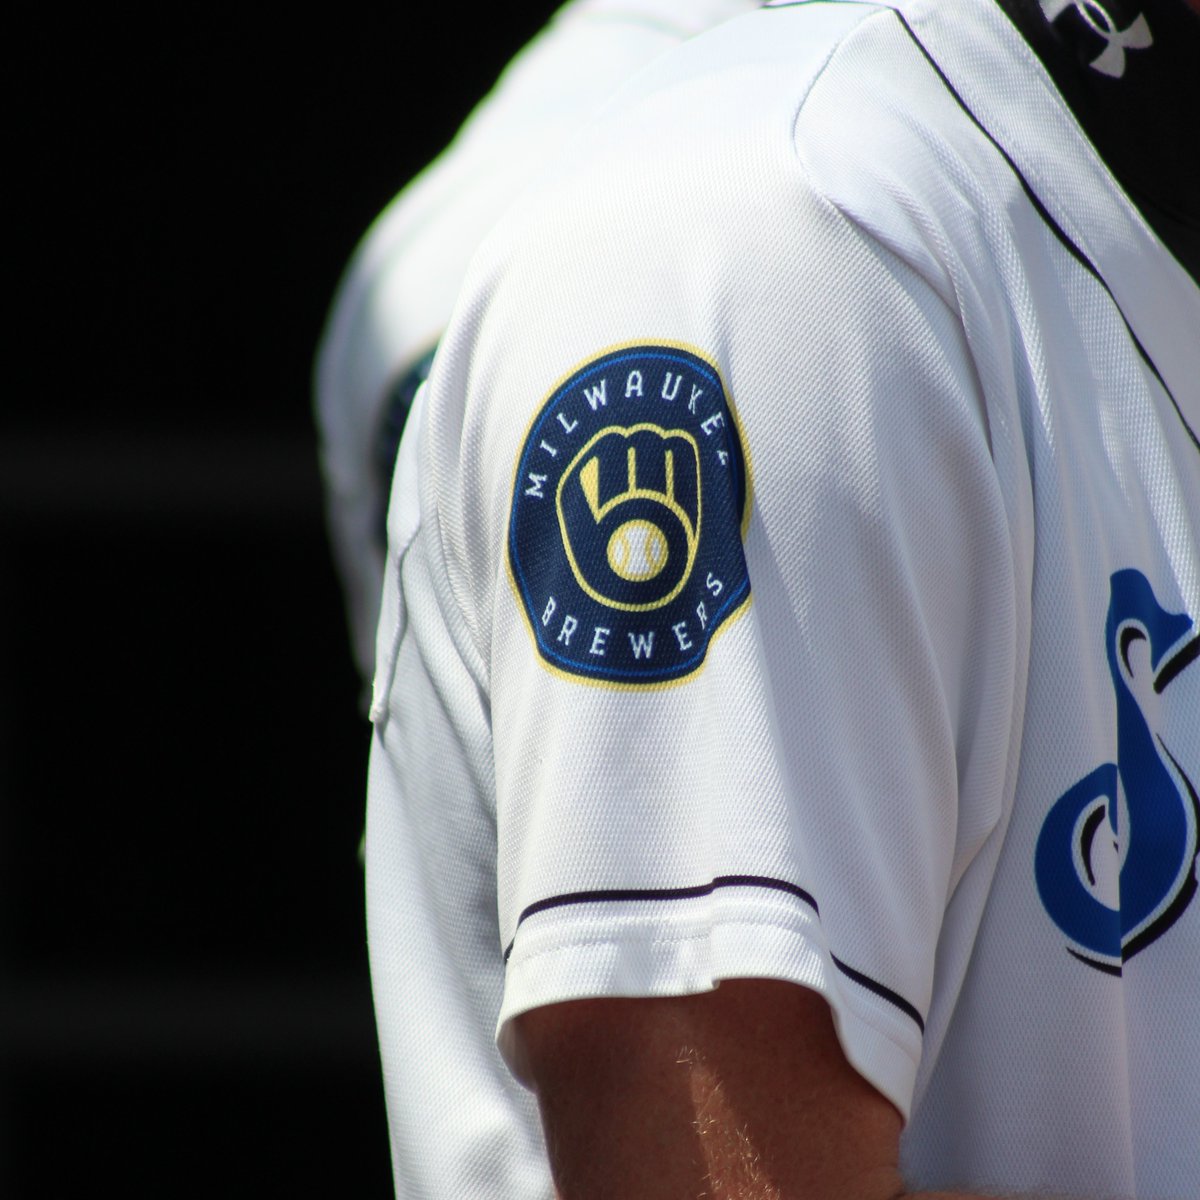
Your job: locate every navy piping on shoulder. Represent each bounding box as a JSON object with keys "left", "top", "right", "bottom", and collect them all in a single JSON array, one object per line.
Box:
[
  {"left": 503, "top": 874, "right": 926, "bottom": 1033},
  {"left": 764, "top": 2, "right": 1198, "bottom": 455},
  {"left": 885, "top": 9, "right": 1200, "bottom": 457}
]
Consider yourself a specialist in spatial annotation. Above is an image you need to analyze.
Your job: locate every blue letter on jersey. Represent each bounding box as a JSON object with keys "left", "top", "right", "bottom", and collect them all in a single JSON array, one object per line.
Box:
[
  {"left": 508, "top": 345, "right": 751, "bottom": 685},
  {"left": 1036, "top": 569, "right": 1200, "bottom": 973}
]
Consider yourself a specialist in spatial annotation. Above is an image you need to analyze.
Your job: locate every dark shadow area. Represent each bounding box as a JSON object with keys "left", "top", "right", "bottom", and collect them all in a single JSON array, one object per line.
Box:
[{"left": 4, "top": 2, "right": 560, "bottom": 1193}]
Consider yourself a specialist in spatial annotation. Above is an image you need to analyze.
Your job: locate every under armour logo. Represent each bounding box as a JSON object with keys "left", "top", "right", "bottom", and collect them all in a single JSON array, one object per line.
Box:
[{"left": 1044, "top": 1, "right": 1153, "bottom": 78}]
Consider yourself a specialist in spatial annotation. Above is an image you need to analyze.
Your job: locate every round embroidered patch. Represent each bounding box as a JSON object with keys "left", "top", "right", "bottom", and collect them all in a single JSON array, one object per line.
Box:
[{"left": 508, "top": 345, "right": 751, "bottom": 685}]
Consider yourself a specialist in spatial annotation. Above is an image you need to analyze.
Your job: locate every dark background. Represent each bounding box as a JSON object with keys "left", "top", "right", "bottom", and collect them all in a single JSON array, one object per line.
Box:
[{"left": 3, "top": 4, "right": 559, "bottom": 1194}]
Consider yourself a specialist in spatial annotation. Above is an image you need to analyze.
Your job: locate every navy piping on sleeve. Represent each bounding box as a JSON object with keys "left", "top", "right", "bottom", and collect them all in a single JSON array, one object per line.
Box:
[{"left": 503, "top": 874, "right": 926, "bottom": 1033}]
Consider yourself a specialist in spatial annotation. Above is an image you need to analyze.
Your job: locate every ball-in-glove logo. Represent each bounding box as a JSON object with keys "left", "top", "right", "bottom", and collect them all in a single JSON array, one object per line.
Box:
[
  {"left": 509, "top": 345, "right": 751, "bottom": 685},
  {"left": 559, "top": 424, "right": 700, "bottom": 611}
]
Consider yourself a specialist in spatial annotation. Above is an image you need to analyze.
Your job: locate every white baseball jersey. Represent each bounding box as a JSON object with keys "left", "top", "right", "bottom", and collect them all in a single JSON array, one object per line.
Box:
[
  {"left": 368, "top": 0, "right": 1200, "bottom": 1196},
  {"left": 315, "top": 0, "right": 760, "bottom": 692}
]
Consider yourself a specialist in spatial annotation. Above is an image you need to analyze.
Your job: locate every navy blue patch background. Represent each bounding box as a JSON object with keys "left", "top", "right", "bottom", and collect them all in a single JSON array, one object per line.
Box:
[{"left": 509, "top": 346, "right": 750, "bottom": 684}]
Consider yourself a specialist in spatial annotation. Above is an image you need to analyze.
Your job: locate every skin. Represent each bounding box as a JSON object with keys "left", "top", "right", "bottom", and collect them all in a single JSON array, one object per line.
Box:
[{"left": 520, "top": 980, "right": 1031, "bottom": 1200}]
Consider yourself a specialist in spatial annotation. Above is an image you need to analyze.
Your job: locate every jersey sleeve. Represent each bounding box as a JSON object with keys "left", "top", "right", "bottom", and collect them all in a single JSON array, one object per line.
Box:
[
  {"left": 315, "top": 0, "right": 761, "bottom": 689},
  {"left": 409, "top": 6, "right": 1025, "bottom": 1121}
]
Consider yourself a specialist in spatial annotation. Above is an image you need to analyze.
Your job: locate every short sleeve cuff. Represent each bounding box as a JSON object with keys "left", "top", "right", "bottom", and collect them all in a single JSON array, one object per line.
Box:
[{"left": 496, "top": 885, "right": 924, "bottom": 1120}]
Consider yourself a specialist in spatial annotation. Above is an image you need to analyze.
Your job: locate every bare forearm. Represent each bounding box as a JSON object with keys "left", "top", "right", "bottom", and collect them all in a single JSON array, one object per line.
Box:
[
  {"left": 910, "top": 1193, "right": 1054, "bottom": 1200},
  {"left": 552, "top": 1186, "right": 1070, "bottom": 1199},
  {"left": 524, "top": 985, "right": 1101, "bottom": 1200},
  {"left": 554, "top": 1188, "right": 1069, "bottom": 1199},
  {"left": 914, "top": 1191, "right": 1101, "bottom": 1200}
]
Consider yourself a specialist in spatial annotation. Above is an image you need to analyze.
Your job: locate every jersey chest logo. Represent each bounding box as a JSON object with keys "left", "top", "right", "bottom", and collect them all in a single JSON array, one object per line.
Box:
[
  {"left": 1035, "top": 569, "right": 1200, "bottom": 973},
  {"left": 508, "top": 345, "right": 751, "bottom": 686}
]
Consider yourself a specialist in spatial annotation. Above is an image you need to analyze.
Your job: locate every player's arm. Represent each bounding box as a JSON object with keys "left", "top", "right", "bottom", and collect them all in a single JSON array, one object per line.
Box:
[{"left": 519, "top": 980, "right": 1043, "bottom": 1200}]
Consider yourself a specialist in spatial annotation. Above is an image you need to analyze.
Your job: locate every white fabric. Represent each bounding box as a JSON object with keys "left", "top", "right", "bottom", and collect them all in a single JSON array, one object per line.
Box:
[
  {"left": 315, "top": 0, "right": 760, "bottom": 690},
  {"left": 347, "top": 4, "right": 759, "bottom": 1195},
  {"left": 368, "top": 0, "right": 1200, "bottom": 1196}
]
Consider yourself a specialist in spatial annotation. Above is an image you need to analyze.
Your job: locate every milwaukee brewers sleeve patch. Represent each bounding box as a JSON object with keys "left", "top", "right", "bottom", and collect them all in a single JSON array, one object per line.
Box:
[{"left": 508, "top": 344, "right": 752, "bottom": 686}]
